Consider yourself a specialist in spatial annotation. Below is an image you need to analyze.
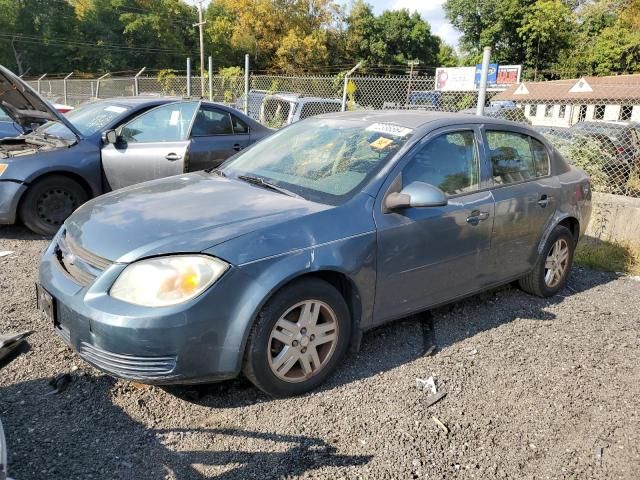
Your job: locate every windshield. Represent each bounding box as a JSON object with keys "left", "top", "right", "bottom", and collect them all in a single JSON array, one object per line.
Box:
[
  {"left": 37, "top": 101, "right": 132, "bottom": 140},
  {"left": 222, "top": 117, "right": 413, "bottom": 204}
]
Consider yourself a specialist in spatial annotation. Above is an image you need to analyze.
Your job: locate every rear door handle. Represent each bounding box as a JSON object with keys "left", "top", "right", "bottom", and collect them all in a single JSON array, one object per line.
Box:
[
  {"left": 233, "top": 143, "right": 243, "bottom": 152},
  {"left": 538, "top": 194, "right": 550, "bottom": 207},
  {"left": 165, "top": 153, "right": 182, "bottom": 161}
]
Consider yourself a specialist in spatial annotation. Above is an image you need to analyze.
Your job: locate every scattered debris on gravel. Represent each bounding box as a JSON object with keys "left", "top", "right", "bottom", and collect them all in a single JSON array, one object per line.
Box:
[{"left": 1, "top": 225, "right": 639, "bottom": 479}]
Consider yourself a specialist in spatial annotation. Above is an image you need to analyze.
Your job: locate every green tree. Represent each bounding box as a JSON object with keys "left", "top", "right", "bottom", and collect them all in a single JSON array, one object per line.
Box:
[
  {"left": 517, "top": 0, "right": 574, "bottom": 78},
  {"left": 346, "top": 4, "right": 440, "bottom": 71}
]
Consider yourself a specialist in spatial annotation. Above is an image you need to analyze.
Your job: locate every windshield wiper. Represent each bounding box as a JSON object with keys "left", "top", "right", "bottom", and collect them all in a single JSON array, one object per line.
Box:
[{"left": 237, "top": 175, "right": 301, "bottom": 198}]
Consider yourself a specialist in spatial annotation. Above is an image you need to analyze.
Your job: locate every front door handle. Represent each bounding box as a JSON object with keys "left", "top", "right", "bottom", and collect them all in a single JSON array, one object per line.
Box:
[
  {"left": 466, "top": 210, "right": 490, "bottom": 226},
  {"left": 233, "top": 143, "right": 243, "bottom": 152},
  {"left": 165, "top": 153, "right": 182, "bottom": 161},
  {"left": 538, "top": 194, "right": 550, "bottom": 207}
]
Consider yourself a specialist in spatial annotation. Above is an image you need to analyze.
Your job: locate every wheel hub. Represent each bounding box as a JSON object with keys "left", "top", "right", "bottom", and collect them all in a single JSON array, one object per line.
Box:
[{"left": 267, "top": 300, "right": 339, "bottom": 383}]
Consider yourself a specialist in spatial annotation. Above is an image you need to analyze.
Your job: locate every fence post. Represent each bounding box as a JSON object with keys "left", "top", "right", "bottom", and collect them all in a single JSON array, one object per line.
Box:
[
  {"left": 134, "top": 67, "right": 146, "bottom": 96},
  {"left": 63, "top": 72, "right": 74, "bottom": 105},
  {"left": 341, "top": 62, "right": 362, "bottom": 112},
  {"left": 95, "top": 73, "right": 110, "bottom": 99},
  {"left": 244, "top": 54, "right": 250, "bottom": 115},
  {"left": 37, "top": 73, "right": 47, "bottom": 94},
  {"left": 208, "top": 56, "right": 213, "bottom": 102},
  {"left": 476, "top": 46, "right": 491, "bottom": 116},
  {"left": 186, "top": 58, "right": 192, "bottom": 97}
]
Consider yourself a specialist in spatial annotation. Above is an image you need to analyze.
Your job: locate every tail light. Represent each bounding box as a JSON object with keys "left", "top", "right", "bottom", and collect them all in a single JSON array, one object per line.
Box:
[{"left": 616, "top": 146, "right": 625, "bottom": 154}]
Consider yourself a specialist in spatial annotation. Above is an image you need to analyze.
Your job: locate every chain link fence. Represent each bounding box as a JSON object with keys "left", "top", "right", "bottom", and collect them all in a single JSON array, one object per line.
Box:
[{"left": 26, "top": 73, "right": 640, "bottom": 197}]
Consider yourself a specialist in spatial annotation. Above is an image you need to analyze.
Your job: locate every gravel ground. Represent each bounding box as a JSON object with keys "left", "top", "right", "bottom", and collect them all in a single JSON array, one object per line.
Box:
[{"left": 1, "top": 224, "right": 639, "bottom": 479}]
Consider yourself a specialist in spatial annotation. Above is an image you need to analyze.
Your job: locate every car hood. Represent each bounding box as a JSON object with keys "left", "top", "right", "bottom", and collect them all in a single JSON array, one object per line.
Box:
[
  {"left": 65, "top": 172, "right": 331, "bottom": 263},
  {"left": 0, "top": 65, "right": 82, "bottom": 139}
]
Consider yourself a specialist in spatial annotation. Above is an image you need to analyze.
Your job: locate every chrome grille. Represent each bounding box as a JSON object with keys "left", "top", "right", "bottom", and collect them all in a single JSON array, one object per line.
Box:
[
  {"left": 55, "top": 232, "right": 113, "bottom": 286},
  {"left": 79, "top": 342, "right": 176, "bottom": 379}
]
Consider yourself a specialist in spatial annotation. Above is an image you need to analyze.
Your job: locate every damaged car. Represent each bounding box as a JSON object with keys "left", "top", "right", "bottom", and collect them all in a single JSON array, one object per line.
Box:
[
  {"left": 38, "top": 111, "right": 591, "bottom": 397},
  {"left": 0, "top": 65, "right": 270, "bottom": 236}
]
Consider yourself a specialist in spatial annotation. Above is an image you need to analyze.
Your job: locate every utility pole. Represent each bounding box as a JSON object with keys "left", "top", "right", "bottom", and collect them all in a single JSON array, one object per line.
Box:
[
  {"left": 405, "top": 59, "right": 419, "bottom": 108},
  {"left": 193, "top": 0, "right": 207, "bottom": 97}
]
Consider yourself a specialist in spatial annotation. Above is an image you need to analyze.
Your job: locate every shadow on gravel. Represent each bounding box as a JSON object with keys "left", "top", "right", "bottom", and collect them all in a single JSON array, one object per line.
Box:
[
  {"left": 0, "top": 225, "right": 49, "bottom": 241},
  {"left": 168, "top": 268, "right": 620, "bottom": 407},
  {"left": 0, "top": 376, "right": 370, "bottom": 479}
]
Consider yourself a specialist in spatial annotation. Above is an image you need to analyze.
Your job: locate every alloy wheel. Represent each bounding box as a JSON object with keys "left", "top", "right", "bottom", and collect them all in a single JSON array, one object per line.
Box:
[
  {"left": 268, "top": 300, "right": 339, "bottom": 383},
  {"left": 544, "top": 238, "right": 570, "bottom": 288}
]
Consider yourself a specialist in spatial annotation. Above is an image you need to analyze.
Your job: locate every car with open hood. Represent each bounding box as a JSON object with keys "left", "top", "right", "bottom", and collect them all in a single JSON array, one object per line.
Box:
[
  {"left": 38, "top": 111, "right": 591, "bottom": 397},
  {"left": 0, "top": 65, "right": 271, "bottom": 236}
]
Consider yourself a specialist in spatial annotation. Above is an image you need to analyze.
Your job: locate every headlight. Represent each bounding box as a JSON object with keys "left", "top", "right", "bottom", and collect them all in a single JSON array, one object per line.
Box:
[
  {"left": 0, "top": 163, "right": 7, "bottom": 176},
  {"left": 110, "top": 255, "right": 228, "bottom": 307}
]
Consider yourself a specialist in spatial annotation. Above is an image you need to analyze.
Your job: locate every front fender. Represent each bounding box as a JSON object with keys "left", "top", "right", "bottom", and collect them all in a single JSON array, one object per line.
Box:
[{"left": 206, "top": 230, "right": 377, "bottom": 370}]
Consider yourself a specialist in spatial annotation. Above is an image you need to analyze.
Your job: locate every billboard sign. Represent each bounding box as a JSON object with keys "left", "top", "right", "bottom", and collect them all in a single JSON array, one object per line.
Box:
[
  {"left": 496, "top": 65, "right": 522, "bottom": 86},
  {"left": 434, "top": 67, "right": 476, "bottom": 91},
  {"left": 475, "top": 63, "right": 498, "bottom": 86}
]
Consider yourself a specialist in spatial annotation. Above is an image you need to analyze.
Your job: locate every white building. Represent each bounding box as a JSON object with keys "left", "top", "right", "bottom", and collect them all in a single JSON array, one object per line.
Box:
[{"left": 493, "top": 74, "right": 640, "bottom": 127}]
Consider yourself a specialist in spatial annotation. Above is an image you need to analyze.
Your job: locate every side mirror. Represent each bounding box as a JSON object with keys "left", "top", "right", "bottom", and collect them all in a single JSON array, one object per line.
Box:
[
  {"left": 385, "top": 181, "right": 448, "bottom": 211},
  {"left": 101, "top": 129, "right": 118, "bottom": 145}
]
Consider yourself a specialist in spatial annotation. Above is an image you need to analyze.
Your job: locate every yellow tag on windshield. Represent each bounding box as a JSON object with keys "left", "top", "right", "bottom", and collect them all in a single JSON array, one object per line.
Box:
[{"left": 370, "top": 137, "right": 394, "bottom": 150}]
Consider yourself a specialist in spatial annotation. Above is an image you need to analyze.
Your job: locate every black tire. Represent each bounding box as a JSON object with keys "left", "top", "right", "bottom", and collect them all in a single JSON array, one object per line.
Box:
[
  {"left": 243, "top": 278, "right": 351, "bottom": 397},
  {"left": 519, "top": 225, "right": 575, "bottom": 297},
  {"left": 19, "top": 175, "right": 88, "bottom": 236}
]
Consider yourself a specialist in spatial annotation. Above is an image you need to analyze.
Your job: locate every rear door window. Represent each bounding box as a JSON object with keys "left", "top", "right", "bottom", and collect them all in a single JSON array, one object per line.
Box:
[
  {"left": 231, "top": 114, "right": 249, "bottom": 134},
  {"left": 191, "top": 107, "right": 233, "bottom": 136},
  {"left": 486, "top": 130, "right": 550, "bottom": 185}
]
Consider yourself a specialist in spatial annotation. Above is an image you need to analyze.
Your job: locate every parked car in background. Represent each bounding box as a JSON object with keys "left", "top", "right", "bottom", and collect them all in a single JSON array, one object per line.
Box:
[
  {"left": 0, "top": 106, "right": 22, "bottom": 138},
  {"left": 259, "top": 93, "right": 342, "bottom": 128},
  {"left": 38, "top": 111, "right": 591, "bottom": 397},
  {"left": 570, "top": 121, "right": 640, "bottom": 167},
  {"left": 0, "top": 64, "right": 271, "bottom": 235}
]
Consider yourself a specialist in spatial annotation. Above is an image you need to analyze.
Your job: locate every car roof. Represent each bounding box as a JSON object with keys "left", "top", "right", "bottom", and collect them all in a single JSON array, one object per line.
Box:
[{"left": 317, "top": 110, "right": 527, "bottom": 130}]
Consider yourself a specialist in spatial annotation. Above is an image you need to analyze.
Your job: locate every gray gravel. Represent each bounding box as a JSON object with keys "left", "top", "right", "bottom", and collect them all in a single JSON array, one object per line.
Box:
[{"left": 1, "top": 224, "right": 639, "bottom": 479}]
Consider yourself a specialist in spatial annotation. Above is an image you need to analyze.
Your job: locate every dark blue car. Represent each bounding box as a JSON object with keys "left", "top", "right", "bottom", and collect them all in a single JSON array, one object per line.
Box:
[
  {"left": 38, "top": 111, "right": 592, "bottom": 397},
  {"left": 0, "top": 65, "right": 271, "bottom": 235}
]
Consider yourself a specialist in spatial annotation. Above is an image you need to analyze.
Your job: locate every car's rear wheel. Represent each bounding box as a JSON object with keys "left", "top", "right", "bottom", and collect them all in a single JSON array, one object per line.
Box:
[
  {"left": 19, "top": 175, "right": 88, "bottom": 236},
  {"left": 519, "top": 225, "right": 575, "bottom": 297},
  {"left": 243, "top": 278, "right": 351, "bottom": 397}
]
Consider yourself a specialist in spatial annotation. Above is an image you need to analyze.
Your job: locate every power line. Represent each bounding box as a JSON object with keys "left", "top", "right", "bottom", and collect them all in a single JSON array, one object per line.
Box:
[{"left": 0, "top": 33, "right": 198, "bottom": 55}]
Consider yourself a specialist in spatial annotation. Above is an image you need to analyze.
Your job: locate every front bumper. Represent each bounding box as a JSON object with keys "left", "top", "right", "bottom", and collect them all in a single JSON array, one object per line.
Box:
[
  {"left": 0, "top": 180, "right": 26, "bottom": 224},
  {"left": 38, "top": 238, "right": 258, "bottom": 385}
]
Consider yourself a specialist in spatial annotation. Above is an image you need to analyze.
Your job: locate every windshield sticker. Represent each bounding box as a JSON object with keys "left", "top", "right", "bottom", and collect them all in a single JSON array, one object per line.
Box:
[
  {"left": 370, "top": 137, "right": 395, "bottom": 150},
  {"left": 169, "top": 110, "right": 181, "bottom": 126},
  {"left": 104, "top": 106, "right": 127, "bottom": 114},
  {"left": 366, "top": 123, "right": 412, "bottom": 137}
]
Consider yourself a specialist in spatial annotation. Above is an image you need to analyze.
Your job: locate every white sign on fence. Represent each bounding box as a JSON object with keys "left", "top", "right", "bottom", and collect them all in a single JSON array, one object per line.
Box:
[{"left": 434, "top": 67, "right": 476, "bottom": 91}]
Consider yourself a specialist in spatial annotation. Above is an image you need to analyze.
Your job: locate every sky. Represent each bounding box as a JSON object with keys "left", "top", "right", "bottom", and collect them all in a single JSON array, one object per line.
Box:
[{"left": 367, "top": 0, "right": 461, "bottom": 47}]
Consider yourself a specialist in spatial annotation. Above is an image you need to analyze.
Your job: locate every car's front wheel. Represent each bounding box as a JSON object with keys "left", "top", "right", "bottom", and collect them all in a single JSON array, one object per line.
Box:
[
  {"left": 519, "top": 225, "right": 575, "bottom": 297},
  {"left": 19, "top": 175, "right": 88, "bottom": 236},
  {"left": 243, "top": 278, "right": 351, "bottom": 397}
]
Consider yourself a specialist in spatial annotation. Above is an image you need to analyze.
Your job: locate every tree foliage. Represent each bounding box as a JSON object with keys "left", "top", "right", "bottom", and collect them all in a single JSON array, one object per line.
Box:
[
  {"left": 0, "top": 0, "right": 448, "bottom": 76},
  {"left": 445, "top": 0, "right": 640, "bottom": 77}
]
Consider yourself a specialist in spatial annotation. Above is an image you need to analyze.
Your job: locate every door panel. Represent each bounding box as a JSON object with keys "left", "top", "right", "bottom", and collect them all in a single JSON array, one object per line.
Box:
[
  {"left": 375, "top": 191, "right": 494, "bottom": 322},
  {"left": 101, "top": 101, "right": 198, "bottom": 190},
  {"left": 188, "top": 106, "right": 251, "bottom": 171},
  {"left": 484, "top": 129, "right": 559, "bottom": 278},
  {"left": 373, "top": 127, "right": 495, "bottom": 324},
  {"left": 101, "top": 140, "right": 189, "bottom": 190}
]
